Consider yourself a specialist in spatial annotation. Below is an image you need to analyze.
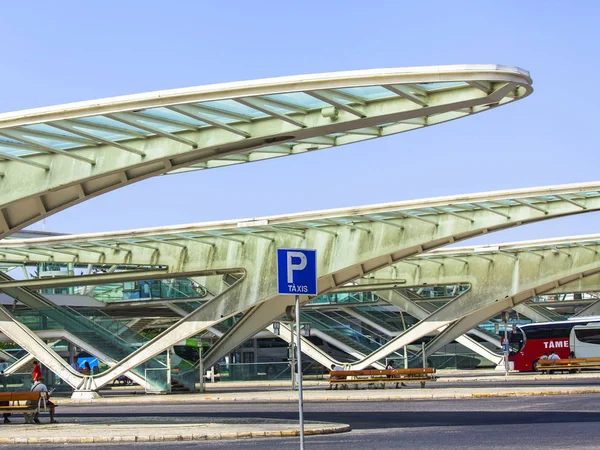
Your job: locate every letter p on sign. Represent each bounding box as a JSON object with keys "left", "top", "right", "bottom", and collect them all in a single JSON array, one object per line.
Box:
[{"left": 287, "top": 251, "right": 307, "bottom": 283}]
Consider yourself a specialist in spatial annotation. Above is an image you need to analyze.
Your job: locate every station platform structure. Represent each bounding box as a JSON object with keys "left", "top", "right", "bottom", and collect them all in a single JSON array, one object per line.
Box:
[{"left": 0, "top": 63, "right": 591, "bottom": 396}]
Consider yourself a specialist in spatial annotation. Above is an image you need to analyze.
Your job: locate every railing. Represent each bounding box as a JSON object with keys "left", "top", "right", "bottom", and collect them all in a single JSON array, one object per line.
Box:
[
  {"left": 11, "top": 307, "right": 172, "bottom": 388},
  {"left": 308, "top": 291, "right": 378, "bottom": 306},
  {"left": 303, "top": 310, "right": 411, "bottom": 359},
  {"left": 0, "top": 371, "right": 72, "bottom": 394},
  {"left": 354, "top": 306, "right": 409, "bottom": 332},
  {"left": 144, "top": 368, "right": 169, "bottom": 394},
  {"left": 215, "top": 362, "right": 325, "bottom": 382},
  {"left": 387, "top": 352, "right": 489, "bottom": 371},
  {"left": 408, "top": 284, "right": 469, "bottom": 300},
  {"left": 93, "top": 279, "right": 206, "bottom": 302}
]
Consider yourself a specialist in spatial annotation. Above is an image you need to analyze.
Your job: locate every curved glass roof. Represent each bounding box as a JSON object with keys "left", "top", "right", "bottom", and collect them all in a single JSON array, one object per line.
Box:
[
  {"left": 0, "top": 181, "right": 595, "bottom": 258},
  {"left": 0, "top": 65, "right": 532, "bottom": 172}
]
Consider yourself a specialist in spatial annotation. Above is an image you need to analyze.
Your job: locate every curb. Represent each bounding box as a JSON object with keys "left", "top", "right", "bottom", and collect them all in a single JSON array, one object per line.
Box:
[
  {"left": 0, "top": 423, "right": 351, "bottom": 444},
  {"left": 470, "top": 389, "right": 600, "bottom": 398},
  {"left": 60, "top": 384, "right": 600, "bottom": 406}
]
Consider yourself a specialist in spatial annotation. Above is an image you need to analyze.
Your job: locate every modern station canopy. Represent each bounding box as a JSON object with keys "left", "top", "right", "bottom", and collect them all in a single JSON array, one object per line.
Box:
[
  {"left": 0, "top": 64, "right": 532, "bottom": 171},
  {"left": 0, "top": 64, "right": 532, "bottom": 239}
]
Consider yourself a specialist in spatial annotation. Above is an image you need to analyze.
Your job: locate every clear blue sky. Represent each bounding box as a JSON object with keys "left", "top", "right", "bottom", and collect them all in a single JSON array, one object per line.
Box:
[{"left": 1, "top": 1, "right": 599, "bottom": 245}]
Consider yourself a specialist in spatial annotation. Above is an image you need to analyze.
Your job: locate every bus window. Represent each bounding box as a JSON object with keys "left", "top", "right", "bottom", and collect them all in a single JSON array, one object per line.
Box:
[
  {"left": 550, "top": 325, "right": 572, "bottom": 339},
  {"left": 523, "top": 326, "right": 552, "bottom": 340},
  {"left": 575, "top": 328, "right": 600, "bottom": 345}
]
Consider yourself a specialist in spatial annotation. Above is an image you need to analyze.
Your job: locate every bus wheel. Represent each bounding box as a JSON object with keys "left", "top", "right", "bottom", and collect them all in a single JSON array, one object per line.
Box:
[{"left": 532, "top": 359, "right": 540, "bottom": 372}]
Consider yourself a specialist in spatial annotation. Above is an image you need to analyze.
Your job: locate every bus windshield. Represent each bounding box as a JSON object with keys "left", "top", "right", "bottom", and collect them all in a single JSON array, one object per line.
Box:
[{"left": 508, "top": 330, "right": 524, "bottom": 356}]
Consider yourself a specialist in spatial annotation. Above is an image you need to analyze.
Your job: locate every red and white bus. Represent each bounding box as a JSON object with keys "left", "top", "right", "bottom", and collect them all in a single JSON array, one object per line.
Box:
[{"left": 508, "top": 317, "right": 600, "bottom": 371}]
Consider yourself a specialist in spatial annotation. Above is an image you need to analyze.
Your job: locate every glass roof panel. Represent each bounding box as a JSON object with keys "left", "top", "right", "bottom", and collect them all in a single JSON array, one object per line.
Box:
[
  {"left": 23, "top": 124, "right": 89, "bottom": 141},
  {"left": 264, "top": 92, "right": 328, "bottom": 110},
  {"left": 367, "top": 213, "right": 395, "bottom": 220},
  {"left": 0, "top": 142, "right": 35, "bottom": 156},
  {"left": 0, "top": 136, "right": 25, "bottom": 145},
  {"left": 338, "top": 86, "right": 395, "bottom": 101},
  {"left": 76, "top": 117, "right": 150, "bottom": 140},
  {"left": 439, "top": 205, "right": 474, "bottom": 212},
  {"left": 455, "top": 203, "right": 478, "bottom": 210},
  {"left": 325, "top": 91, "right": 360, "bottom": 105},
  {"left": 535, "top": 195, "right": 559, "bottom": 202},
  {"left": 301, "top": 221, "right": 328, "bottom": 227},
  {"left": 126, "top": 115, "right": 186, "bottom": 133},
  {"left": 579, "top": 192, "right": 600, "bottom": 198},
  {"left": 78, "top": 116, "right": 150, "bottom": 134},
  {"left": 140, "top": 107, "right": 207, "bottom": 127},
  {"left": 485, "top": 199, "right": 518, "bottom": 206},
  {"left": 199, "top": 100, "right": 266, "bottom": 118},
  {"left": 415, "top": 207, "right": 439, "bottom": 213},
  {"left": 22, "top": 134, "right": 75, "bottom": 149},
  {"left": 416, "top": 81, "right": 467, "bottom": 91},
  {"left": 254, "top": 100, "right": 296, "bottom": 115},
  {"left": 180, "top": 107, "right": 239, "bottom": 125}
]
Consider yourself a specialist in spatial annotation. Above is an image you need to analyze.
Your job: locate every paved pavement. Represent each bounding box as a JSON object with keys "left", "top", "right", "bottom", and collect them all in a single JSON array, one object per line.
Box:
[
  {"left": 2, "top": 370, "right": 600, "bottom": 445},
  {"left": 6, "top": 394, "right": 600, "bottom": 449},
  {"left": 0, "top": 420, "right": 349, "bottom": 444},
  {"left": 60, "top": 371, "right": 600, "bottom": 405}
]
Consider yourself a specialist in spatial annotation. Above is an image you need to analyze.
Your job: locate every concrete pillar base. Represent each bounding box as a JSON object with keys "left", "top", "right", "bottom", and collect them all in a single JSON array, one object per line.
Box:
[{"left": 71, "top": 390, "right": 102, "bottom": 400}]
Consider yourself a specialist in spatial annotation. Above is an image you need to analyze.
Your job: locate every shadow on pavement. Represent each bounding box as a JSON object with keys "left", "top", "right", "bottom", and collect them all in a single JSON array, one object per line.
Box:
[{"left": 54, "top": 409, "right": 600, "bottom": 430}]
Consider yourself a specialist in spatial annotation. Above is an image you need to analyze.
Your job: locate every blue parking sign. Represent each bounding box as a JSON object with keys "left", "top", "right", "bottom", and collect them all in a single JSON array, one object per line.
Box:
[{"left": 277, "top": 249, "right": 317, "bottom": 295}]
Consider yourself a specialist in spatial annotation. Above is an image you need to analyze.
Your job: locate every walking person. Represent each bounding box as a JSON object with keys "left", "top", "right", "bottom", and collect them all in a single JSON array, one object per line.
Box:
[{"left": 31, "top": 361, "right": 42, "bottom": 382}]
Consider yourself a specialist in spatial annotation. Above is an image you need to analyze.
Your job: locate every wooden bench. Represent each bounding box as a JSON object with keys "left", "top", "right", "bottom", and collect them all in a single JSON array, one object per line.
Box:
[
  {"left": 538, "top": 358, "right": 600, "bottom": 374},
  {"left": 329, "top": 368, "right": 436, "bottom": 390},
  {"left": 0, "top": 392, "right": 47, "bottom": 423}
]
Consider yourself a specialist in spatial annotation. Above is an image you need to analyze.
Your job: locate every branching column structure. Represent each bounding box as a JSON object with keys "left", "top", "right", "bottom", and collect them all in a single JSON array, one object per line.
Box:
[
  {"left": 0, "top": 190, "right": 599, "bottom": 388},
  {"left": 360, "top": 238, "right": 600, "bottom": 369}
]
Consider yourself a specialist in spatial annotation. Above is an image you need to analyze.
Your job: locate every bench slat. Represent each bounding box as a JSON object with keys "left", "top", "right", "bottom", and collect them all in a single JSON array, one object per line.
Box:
[
  {"left": 538, "top": 358, "right": 600, "bottom": 365},
  {"left": 330, "top": 377, "right": 429, "bottom": 383},
  {"left": 331, "top": 368, "right": 434, "bottom": 377},
  {"left": 0, "top": 407, "right": 38, "bottom": 412}
]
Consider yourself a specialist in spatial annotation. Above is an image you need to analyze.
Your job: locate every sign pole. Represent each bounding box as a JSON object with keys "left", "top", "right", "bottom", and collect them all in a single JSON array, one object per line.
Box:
[
  {"left": 290, "top": 323, "right": 295, "bottom": 391},
  {"left": 502, "top": 311, "right": 510, "bottom": 378},
  {"left": 277, "top": 248, "right": 315, "bottom": 450},
  {"left": 295, "top": 294, "right": 305, "bottom": 449},
  {"left": 503, "top": 323, "right": 509, "bottom": 378}
]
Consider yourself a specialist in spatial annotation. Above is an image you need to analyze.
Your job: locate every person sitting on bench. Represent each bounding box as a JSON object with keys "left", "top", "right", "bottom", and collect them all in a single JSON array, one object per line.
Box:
[
  {"left": 386, "top": 361, "right": 407, "bottom": 388},
  {"left": 0, "top": 371, "right": 9, "bottom": 424},
  {"left": 328, "top": 364, "right": 344, "bottom": 390},
  {"left": 30, "top": 376, "right": 57, "bottom": 424}
]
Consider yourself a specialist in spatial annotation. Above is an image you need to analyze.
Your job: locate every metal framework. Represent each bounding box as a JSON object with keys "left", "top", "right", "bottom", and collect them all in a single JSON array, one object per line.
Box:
[
  {"left": 0, "top": 182, "right": 597, "bottom": 393},
  {"left": 0, "top": 65, "right": 532, "bottom": 239},
  {"left": 353, "top": 235, "right": 600, "bottom": 369},
  {"left": 0, "top": 181, "right": 595, "bottom": 263}
]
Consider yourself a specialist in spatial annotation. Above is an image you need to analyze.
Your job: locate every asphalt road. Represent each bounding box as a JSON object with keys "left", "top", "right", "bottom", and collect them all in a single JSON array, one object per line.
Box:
[{"left": 5, "top": 394, "right": 600, "bottom": 449}]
